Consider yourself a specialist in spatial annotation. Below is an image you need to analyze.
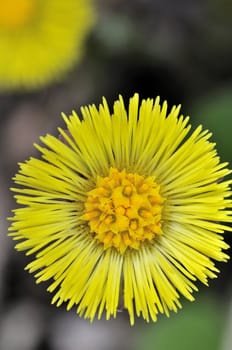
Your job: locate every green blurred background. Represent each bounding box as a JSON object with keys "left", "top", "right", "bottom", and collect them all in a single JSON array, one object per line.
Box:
[{"left": 0, "top": 0, "right": 232, "bottom": 349}]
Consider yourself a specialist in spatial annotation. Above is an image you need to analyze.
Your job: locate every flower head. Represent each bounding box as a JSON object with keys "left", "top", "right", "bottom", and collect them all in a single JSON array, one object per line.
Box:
[
  {"left": 9, "top": 94, "right": 232, "bottom": 324},
  {"left": 0, "top": 0, "right": 94, "bottom": 90}
]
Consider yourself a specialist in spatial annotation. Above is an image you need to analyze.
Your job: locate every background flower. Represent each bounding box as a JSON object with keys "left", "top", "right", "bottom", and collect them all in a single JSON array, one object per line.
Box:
[
  {"left": 0, "top": 0, "right": 95, "bottom": 90},
  {"left": 9, "top": 94, "right": 231, "bottom": 325}
]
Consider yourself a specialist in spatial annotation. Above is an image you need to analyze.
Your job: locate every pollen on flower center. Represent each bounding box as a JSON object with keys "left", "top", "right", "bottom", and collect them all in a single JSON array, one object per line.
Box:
[
  {"left": 0, "top": 0, "right": 36, "bottom": 29},
  {"left": 81, "top": 168, "right": 164, "bottom": 254}
]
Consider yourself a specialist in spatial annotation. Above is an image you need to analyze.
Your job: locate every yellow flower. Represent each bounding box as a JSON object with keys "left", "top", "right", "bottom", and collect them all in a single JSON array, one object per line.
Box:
[
  {"left": 9, "top": 94, "right": 232, "bottom": 325},
  {"left": 0, "top": 0, "right": 94, "bottom": 90}
]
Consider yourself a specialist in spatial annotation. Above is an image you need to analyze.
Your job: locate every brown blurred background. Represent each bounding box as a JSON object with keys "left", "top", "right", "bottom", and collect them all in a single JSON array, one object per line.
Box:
[{"left": 1, "top": 0, "right": 232, "bottom": 349}]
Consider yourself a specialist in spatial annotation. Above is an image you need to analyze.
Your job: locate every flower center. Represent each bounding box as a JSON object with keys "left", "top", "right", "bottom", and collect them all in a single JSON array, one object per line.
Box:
[
  {"left": 0, "top": 0, "right": 36, "bottom": 29},
  {"left": 82, "top": 168, "right": 164, "bottom": 254}
]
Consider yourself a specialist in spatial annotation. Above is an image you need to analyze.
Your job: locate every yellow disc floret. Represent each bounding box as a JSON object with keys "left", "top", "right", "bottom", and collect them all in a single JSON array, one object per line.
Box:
[
  {"left": 0, "top": 0, "right": 36, "bottom": 29},
  {"left": 82, "top": 168, "right": 164, "bottom": 254}
]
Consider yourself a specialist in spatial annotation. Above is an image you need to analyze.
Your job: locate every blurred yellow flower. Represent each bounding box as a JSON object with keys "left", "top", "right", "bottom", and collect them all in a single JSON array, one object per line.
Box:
[
  {"left": 9, "top": 94, "right": 232, "bottom": 324},
  {"left": 0, "top": 0, "right": 95, "bottom": 90}
]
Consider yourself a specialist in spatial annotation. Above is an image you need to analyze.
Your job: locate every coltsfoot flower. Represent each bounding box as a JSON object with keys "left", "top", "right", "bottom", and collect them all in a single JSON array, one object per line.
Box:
[
  {"left": 0, "top": 0, "right": 94, "bottom": 90},
  {"left": 9, "top": 94, "right": 232, "bottom": 324}
]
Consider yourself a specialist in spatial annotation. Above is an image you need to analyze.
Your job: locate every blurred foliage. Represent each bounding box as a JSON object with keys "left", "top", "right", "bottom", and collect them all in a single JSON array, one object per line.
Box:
[
  {"left": 190, "top": 87, "right": 232, "bottom": 164},
  {"left": 135, "top": 295, "right": 224, "bottom": 350}
]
